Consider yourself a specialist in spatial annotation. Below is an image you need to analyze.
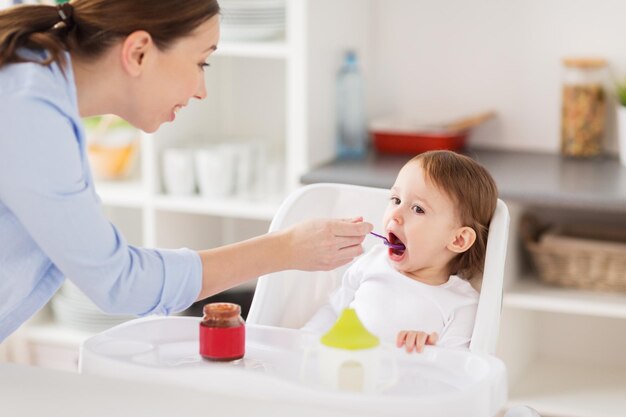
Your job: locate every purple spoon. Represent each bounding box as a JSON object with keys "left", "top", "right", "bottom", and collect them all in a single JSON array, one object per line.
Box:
[{"left": 369, "top": 232, "right": 406, "bottom": 250}]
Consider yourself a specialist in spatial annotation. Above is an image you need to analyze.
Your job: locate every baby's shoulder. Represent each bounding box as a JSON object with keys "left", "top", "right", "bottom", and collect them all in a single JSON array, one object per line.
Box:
[{"left": 444, "top": 275, "right": 480, "bottom": 302}]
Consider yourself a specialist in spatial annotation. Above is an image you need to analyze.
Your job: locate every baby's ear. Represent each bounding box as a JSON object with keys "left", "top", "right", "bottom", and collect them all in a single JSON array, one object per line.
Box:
[{"left": 447, "top": 226, "right": 476, "bottom": 254}]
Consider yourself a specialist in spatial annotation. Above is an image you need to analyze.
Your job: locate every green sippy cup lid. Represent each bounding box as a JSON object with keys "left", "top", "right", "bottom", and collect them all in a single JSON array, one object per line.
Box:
[{"left": 320, "top": 308, "right": 379, "bottom": 350}]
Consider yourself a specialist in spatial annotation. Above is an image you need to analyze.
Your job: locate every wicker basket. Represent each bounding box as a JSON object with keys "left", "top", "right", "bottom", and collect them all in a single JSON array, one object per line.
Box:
[{"left": 521, "top": 215, "right": 626, "bottom": 292}]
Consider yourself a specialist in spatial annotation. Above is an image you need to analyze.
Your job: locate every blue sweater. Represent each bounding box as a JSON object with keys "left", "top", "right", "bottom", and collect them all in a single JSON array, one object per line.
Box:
[{"left": 0, "top": 51, "right": 201, "bottom": 341}]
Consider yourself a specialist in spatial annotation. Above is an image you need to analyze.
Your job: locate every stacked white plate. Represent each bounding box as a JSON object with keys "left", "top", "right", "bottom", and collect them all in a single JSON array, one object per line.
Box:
[
  {"left": 51, "top": 281, "right": 135, "bottom": 333},
  {"left": 220, "top": 0, "right": 285, "bottom": 41}
]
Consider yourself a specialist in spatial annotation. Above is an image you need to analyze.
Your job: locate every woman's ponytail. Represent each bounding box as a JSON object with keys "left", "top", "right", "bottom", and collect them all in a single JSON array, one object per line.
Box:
[
  {"left": 0, "top": 4, "right": 72, "bottom": 69},
  {"left": 0, "top": 0, "right": 220, "bottom": 71}
]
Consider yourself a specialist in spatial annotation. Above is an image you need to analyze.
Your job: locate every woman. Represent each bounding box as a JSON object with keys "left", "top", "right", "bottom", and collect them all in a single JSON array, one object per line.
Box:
[{"left": 0, "top": 0, "right": 372, "bottom": 341}]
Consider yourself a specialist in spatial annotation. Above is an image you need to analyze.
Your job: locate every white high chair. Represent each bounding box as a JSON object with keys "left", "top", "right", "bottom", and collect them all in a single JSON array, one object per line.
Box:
[
  {"left": 247, "top": 183, "right": 510, "bottom": 355},
  {"left": 79, "top": 182, "right": 518, "bottom": 417}
]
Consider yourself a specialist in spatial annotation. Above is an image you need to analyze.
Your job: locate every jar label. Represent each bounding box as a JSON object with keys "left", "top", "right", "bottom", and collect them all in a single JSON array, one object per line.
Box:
[{"left": 199, "top": 324, "right": 245, "bottom": 360}]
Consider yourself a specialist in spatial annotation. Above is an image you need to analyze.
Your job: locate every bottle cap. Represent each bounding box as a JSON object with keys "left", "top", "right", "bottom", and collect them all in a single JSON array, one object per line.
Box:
[
  {"left": 345, "top": 50, "right": 357, "bottom": 65},
  {"left": 321, "top": 308, "right": 379, "bottom": 350}
]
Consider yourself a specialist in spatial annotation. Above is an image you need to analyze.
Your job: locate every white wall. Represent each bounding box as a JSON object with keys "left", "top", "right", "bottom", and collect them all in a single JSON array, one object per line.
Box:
[{"left": 368, "top": 0, "right": 626, "bottom": 154}]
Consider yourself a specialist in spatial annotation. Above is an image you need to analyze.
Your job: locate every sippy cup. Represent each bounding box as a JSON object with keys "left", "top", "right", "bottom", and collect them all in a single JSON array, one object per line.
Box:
[{"left": 307, "top": 308, "right": 397, "bottom": 393}]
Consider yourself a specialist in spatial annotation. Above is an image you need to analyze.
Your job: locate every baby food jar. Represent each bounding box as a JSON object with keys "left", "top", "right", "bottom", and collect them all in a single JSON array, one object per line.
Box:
[
  {"left": 561, "top": 57, "right": 608, "bottom": 158},
  {"left": 199, "top": 302, "right": 245, "bottom": 361}
]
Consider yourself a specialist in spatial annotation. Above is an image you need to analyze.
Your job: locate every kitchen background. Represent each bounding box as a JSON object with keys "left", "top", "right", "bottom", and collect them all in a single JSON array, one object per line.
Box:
[
  {"left": 368, "top": 0, "right": 626, "bottom": 155},
  {"left": 1, "top": 1, "right": 626, "bottom": 417}
]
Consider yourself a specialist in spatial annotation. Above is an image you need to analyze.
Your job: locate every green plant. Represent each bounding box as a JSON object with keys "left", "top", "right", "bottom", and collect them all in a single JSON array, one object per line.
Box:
[{"left": 616, "top": 79, "right": 626, "bottom": 107}]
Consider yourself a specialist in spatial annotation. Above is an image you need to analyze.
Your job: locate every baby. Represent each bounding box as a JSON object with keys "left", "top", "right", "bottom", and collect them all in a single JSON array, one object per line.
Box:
[{"left": 303, "top": 150, "right": 498, "bottom": 352}]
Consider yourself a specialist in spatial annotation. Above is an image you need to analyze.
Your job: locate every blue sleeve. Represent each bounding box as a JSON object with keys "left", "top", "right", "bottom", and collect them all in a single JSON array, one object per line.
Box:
[{"left": 0, "top": 94, "right": 202, "bottom": 315}]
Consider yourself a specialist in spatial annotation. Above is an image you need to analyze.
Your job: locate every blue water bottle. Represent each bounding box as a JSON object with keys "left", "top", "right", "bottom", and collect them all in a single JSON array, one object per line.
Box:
[{"left": 336, "top": 51, "right": 368, "bottom": 159}]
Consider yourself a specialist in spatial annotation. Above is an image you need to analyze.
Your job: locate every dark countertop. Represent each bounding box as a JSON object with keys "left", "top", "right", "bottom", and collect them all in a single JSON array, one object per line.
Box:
[{"left": 301, "top": 149, "right": 626, "bottom": 212}]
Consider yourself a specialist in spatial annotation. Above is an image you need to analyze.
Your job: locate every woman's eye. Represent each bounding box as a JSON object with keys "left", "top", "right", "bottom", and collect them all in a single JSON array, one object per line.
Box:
[
  {"left": 412, "top": 205, "right": 424, "bottom": 214},
  {"left": 199, "top": 62, "right": 210, "bottom": 70}
]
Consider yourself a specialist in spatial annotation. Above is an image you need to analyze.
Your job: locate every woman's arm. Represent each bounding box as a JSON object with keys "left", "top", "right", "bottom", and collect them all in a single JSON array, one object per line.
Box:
[
  {"left": 197, "top": 218, "right": 372, "bottom": 300},
  {"left": 0, "top": 95, "right": 201, "bottom": 316}
]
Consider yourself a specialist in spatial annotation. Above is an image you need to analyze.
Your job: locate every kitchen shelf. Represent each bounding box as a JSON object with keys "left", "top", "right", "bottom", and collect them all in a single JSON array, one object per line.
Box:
[
  {"left": 508, "top": 358, "right": 626, "bottom": 417},
  {"left": 152, "top": 194, "right": 281, "bottom": 221},
  {"left": 95, "top": 180, "right": 146, "bottom": 208},
  {"left": 301, "top": 150, "right": 626, "bottom": 212},
  {"left": 215, "top": 41, "right": 289, "bottom": 59},
  {"left": 504, "top": 277, "right": 626, "bottom": 319}
]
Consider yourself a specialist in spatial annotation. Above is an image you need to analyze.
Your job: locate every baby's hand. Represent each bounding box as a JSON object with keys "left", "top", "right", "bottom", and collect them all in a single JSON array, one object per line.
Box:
[{"left": 396, "top": 330, "right": 439, "bottom": 353}]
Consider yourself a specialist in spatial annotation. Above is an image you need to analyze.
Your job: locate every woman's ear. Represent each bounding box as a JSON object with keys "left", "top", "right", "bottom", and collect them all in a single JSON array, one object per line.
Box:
[
  {"left": 447, "top": 226, "right": 477, "bottom": 254},
  {"left": 120, "top": 30, "right": 153, "bottom": 76}
]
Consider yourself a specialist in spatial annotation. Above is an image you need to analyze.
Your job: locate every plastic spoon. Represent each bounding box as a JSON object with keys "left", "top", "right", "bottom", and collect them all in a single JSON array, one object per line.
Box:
[{"left": 369, "top": 232, "right": 406, "bottom": 250}]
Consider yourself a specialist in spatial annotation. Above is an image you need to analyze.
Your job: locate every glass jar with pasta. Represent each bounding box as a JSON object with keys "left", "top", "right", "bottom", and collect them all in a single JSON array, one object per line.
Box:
[{"left": 561, "top": 58, "right": 607, "bottom": 158}]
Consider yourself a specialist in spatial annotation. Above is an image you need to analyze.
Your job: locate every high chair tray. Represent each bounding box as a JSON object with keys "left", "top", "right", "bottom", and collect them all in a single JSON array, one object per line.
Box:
[{"left": 79, "top": 316, "right": 507, "bottom": 417}]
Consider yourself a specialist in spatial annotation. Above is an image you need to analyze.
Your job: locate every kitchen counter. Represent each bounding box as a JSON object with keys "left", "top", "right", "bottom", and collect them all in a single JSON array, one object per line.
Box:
[
  {"left": 301, "top": 149, "right": 626, "bottom": 212},
  {"left": 0, "top": 363, "right": 365, "bottom": 417}
]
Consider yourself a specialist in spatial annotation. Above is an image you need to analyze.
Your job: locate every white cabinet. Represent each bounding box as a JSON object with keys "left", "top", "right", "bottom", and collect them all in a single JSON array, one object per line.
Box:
[{"left": 498, "top": 202, "right": 626, "bottom": 417}]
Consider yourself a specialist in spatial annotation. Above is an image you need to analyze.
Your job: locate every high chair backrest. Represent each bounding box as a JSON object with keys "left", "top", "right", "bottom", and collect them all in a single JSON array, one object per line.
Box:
[{"left": 247, "top": 183, "right": 510, "bottom": 355}]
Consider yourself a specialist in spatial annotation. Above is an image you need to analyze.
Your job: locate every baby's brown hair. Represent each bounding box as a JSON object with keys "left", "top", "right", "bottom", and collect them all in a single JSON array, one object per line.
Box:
[{"left": 410, "top": 150, "right": 498, "bottom": 279}]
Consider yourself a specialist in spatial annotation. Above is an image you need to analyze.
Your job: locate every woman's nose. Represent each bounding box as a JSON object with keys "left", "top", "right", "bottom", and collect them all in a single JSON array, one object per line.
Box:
[{"left": 194, "top": 76, "right": 207, "bottom": 100}]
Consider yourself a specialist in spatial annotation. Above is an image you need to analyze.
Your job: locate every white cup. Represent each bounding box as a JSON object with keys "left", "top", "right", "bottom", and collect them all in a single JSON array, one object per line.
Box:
[
  {"left": 219, "top": 141, "right": 265, "bottom": 197},
  {"left": 262, "top": 160, "right": 284, "bottom": 198},
  {"left": 162, "top": 148, "right": 196, "bottom": 196},
  {"left": 194, "top": 146, "right": 237, "bottom": 198},
  {"left": 229, "top": 142, "right": 255, "bottom": 197}
]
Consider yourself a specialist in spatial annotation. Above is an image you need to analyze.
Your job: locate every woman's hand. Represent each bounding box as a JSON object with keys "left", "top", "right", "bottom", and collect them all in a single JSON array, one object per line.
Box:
[
  {"left": 196, "top": 216, "right": 371, "bottom": 300},
  {"left": 283, "top": 217, "right": 373, "bottom": 271},
  {"left": 396, "top": 330, "right": 439, "bottom": 353}
]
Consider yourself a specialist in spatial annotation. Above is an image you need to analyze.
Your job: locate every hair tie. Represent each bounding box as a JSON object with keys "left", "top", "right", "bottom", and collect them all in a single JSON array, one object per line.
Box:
[{"left": 56, "top": 3, "right": 74, "bottom": 29}]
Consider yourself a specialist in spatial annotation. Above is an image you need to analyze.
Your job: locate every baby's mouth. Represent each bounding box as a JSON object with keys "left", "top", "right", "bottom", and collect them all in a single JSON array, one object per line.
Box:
[{"left": 388, "top": 232, "right": 406, "bottom": 256}]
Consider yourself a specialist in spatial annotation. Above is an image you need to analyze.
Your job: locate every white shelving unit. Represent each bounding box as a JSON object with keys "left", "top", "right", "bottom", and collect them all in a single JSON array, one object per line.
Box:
[
  {"left": 92, "top": 0, "right": 371, "bottom": 251},
  {"left": 498, "top": 201, "right": 626, "bottom": 417},
  {"left": 6, "top": 0, "right": 371, "bottom": 372}
]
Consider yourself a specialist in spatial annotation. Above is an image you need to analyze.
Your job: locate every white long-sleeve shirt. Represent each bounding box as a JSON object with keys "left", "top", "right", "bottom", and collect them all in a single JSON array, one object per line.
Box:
[{"left": 303, "top": 245, "right": 479, "bottom": 349}]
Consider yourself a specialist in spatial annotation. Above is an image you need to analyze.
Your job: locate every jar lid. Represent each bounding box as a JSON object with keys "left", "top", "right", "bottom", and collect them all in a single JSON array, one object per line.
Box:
[
  {"left": 562, "top": 57, "right": 607, "bottom": 68},
  {"left": 203, "top": 302, "right": 241, "bottom": 317}
]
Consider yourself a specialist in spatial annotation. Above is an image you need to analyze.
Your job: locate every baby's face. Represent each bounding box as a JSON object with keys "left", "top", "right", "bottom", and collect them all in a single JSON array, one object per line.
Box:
[{"left": 382, "top": 161, "right": 462, "bottom": 282}]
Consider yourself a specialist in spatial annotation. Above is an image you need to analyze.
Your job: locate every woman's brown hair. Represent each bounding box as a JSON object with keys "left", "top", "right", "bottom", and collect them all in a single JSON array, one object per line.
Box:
[
  {"left": 0, "top": 0, "right": 220, "bottom": 70},
  {"left": 410, "top": 150, "right": 498, "bottom": 279}
]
